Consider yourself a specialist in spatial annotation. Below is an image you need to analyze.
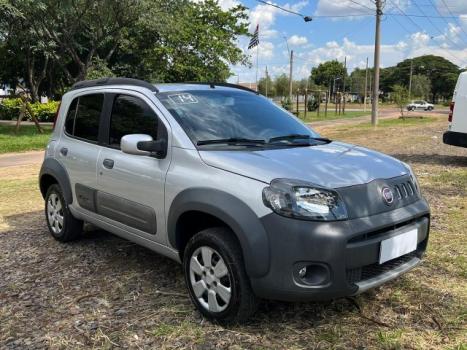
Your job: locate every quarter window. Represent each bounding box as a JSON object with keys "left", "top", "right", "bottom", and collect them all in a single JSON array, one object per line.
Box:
[
  {"left": 64, "top": 98, "right": 78, "bottom": 135},
  {"left": 109, "top": 95, "right": 159, "bottom": 148}
]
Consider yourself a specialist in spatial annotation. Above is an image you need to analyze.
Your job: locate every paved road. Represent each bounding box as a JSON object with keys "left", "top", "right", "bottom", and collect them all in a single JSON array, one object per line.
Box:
[{"left": 0, "top": 150, "right": 44, "bottom": 168}]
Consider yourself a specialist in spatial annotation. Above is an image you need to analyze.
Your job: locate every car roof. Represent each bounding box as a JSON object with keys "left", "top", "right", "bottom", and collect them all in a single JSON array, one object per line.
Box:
[{"left": 70, "top": 78, "right": 257, "bottom": 95}]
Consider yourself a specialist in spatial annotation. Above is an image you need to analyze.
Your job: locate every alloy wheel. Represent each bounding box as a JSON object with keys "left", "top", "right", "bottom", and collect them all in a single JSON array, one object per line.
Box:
[
  {"left": 189, "top": 246, "right": 232, "bottom": 313},
  {"left": 47, "top": 193, "right": 64, "bottom": 234}
]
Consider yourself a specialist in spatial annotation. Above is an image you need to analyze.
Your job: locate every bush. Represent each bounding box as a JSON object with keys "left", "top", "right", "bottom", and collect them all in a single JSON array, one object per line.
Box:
[
  {"left": 307, "top": 98, "right": 319, "bottom": 112},
  {"left": 281, "top": 97, "right": 292, "bottom": 111},
  {"left": 0, "top": 99, "right": 60, "bottom": 122},
  {"left": 0, "top": 98, "right": 23, "bottom": 120}
]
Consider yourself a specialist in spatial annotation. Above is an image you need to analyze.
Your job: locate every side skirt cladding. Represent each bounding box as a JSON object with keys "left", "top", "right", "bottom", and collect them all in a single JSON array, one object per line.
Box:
[{"left": 167, "top": 188, "right": 271, "bottom": 278}]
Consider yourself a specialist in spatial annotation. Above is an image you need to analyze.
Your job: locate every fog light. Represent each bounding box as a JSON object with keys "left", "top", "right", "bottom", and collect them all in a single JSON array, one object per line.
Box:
[
  {"left": 298, "top": 267, "right": 307, "bottom": 278},
  {"left": 294, "top": 263, "right": 330, "bottom": 286}
]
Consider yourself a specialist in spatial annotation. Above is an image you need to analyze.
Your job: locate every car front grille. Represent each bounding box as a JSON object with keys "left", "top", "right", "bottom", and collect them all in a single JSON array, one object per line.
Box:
[
  {"left": 346, "top": 251, "right": 419, "bottom": 285},
  {"left": 394, "top": 179, "right": 417, "bottom": 200}
]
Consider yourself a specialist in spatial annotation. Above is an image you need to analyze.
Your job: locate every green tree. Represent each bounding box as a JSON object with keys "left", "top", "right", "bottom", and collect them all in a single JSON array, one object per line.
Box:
[
  {"left": 381, "top": 55, "right": 460, "bottom": 102},
  {"left": 0, "top": 0, "right": 250, "bottom": 98},
  {"left": 274, "top": 74, "right": 289, "bottom": 97},
  {"left": 392, "top": 84, "right": 409, "bottom": 117},
  {"left": 310, "top": 60, "right": 347, "bottom": 95},
  {"left": 410, "top": 74, "right": 431, "bottom": 100}
]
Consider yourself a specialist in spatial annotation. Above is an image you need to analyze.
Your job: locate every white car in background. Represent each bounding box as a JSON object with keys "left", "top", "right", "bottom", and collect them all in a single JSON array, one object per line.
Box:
[
  {"left": 443, "top": 72, "right": 467, "bottom": 148},
  {"left": 406, "top": 100, "right": 434, "bottom": 111}
]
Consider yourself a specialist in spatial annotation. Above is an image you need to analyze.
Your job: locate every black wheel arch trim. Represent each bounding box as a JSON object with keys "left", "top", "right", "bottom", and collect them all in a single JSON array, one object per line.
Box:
[
  {"left": 167, "top": 188, "right": 270, "bottom": 278},
  {"left": 39, "top": 158, "right": 73, "bottom": 204}
]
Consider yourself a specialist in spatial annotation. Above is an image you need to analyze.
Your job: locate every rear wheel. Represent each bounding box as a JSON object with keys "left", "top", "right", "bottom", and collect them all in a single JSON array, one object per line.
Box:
[
  {"left": 45, "top": 184, "right": 83, "bottom": 242},
  {"left": 183, "top": 227, "right": 258, "bottom": 323}
]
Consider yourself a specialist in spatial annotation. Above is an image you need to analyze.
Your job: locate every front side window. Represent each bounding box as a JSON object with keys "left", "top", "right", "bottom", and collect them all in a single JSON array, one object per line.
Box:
[
  {"left": 109, "top": 95, "right": 159, "bottom": 148},
  {"left": 71, "top": 94, "right": 104, "bottom": 142},
  {"left": 158, "top": 89, "right": 319, "bottom": 148}
]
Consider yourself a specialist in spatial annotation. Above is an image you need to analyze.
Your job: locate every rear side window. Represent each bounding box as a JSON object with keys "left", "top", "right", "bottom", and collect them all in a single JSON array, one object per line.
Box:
[
  {"left": 64, "top": 94, "right": 103, "bottom": 142},
  {"left": 64, "top": 98, "right": 78, "bottom": 135},
  {"left": 74, "top": 94, "right": 104, "bottom": 142},
  {"left": 109, "top": 95, "right": 159, "bottom": 148}
]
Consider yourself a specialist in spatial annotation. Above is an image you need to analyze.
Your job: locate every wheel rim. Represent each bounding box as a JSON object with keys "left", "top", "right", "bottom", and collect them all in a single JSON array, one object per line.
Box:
[
  {"left": 189, "top": 246, "right": 232, "bottom": 313},
  {"left": 47, "top": 193, "right": 64, "bottom": 234}
]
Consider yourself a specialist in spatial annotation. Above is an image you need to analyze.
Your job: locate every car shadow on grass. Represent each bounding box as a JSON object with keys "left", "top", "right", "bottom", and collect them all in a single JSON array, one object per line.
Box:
[{"left": 390, "top": 153, "right": 467, "bottom": 167}]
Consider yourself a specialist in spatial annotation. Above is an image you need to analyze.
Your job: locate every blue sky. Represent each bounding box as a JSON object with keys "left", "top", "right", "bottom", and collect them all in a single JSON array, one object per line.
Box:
[{"left": 221, "top": 0, "right": 467, "bottom": 83}]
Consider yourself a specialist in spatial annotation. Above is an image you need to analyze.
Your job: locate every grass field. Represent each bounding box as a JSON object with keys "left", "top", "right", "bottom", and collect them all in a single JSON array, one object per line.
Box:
[
  {"left": 296, "top": 110, "right": 370, "bottom": 123},
  {"left": 0, "top": 124, "right": 52, "bottom": 154},
  {"left": 0, "top": 115, "right": 466, "bottom": 349}
]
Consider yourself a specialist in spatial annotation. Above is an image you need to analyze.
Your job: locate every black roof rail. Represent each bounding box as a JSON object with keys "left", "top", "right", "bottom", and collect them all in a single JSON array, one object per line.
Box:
[
  {"left": 71, "top": 77, "right": 158, "bottom": 92},
  {"left": 184, "top": 82, "right": 258, "bottom": 94}
]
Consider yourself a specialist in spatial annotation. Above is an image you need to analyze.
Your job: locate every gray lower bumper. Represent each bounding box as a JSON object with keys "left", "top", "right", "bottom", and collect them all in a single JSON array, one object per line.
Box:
[{"left": 353, "top": 257, "right": 421, "bottom": 295}]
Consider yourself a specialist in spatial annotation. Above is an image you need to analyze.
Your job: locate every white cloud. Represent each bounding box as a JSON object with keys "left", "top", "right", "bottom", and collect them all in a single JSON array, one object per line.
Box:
[{"left": 288, "top": 35, "right": 308, "bottom": 46}]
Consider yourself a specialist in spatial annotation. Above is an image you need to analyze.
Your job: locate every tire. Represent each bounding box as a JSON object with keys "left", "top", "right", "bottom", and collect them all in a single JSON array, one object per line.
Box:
[
  {"left": 45, "top": 184, "right": 83, "bottom": 242},
  {"left": 183, "top": 227, "right": 258, "bottom": 323}
]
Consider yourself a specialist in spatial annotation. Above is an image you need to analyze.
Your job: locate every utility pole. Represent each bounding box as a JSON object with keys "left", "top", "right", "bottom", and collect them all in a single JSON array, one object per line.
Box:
[
  {"left": 364, "top": 57, "right": 368, "bottom": 112},
  {"left": 371, "top": 0, "right": 382, "bottom": 126},
  {"left": 289, "top": 50, "right": 294, "bottom": 101},
  {"left": 343, "top": 56, "right": 347, "bottom": 114},
  {"left": 265, "top": 66, "right": 269, "bottom": 98},
  {"left": 408, "top": 59, "right": 413, "bottom": 100}
]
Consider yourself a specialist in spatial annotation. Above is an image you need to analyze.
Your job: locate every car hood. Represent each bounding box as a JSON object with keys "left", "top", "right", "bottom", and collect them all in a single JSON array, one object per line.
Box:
[{"left": 199, "top": 141, "right": 408, "bottom": 188}]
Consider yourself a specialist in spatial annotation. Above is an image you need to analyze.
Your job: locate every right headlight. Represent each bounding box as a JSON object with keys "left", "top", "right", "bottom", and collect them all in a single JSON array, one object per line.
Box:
[{"left": 262, "top": 179, "right": 348, "bottom": 221}]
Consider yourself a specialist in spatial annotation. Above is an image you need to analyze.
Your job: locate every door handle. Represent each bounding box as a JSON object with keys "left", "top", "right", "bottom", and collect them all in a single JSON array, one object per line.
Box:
[
  {"left": 103, "top": 159, "right": 114, "bottom": 169},
  {"left": 60, "top": 147, "right": 68, "bottom": 156}
]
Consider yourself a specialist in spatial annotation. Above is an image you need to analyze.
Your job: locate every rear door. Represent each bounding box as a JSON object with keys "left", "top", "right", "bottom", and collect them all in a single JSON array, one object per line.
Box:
[
  {"left": 57, "top": 93, "right": 105, "bottom": 210},
  {"left": 96, "top": 92, "right": 171, "bottom": 245}
]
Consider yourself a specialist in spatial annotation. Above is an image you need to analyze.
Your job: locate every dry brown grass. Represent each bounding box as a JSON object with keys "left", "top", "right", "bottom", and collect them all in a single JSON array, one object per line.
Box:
[{"left": 0, "top": 116, "right": 466, "bottom": 349}]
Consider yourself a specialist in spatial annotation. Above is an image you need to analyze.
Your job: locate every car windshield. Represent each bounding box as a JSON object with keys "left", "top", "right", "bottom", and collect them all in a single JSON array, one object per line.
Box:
[{"left": 157, "top": 89, "right": 319, "bottom": 148}]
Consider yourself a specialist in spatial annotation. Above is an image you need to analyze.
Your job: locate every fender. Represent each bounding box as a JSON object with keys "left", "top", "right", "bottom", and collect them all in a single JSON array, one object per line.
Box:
[
  {"left": 167, "top": 188, "right": 270, "bottom": 278},
  {"left": 39, "top": 158, "right": 73, "bottom": 204}
]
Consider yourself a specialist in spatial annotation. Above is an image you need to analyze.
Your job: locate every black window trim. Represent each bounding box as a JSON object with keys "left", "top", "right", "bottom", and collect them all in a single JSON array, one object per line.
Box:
[
  {"left": 63, "top": 92, "right": 106, "bottom": 145},
  {"left": 101, "top": 92, "right": 168, "bottom": 151}
]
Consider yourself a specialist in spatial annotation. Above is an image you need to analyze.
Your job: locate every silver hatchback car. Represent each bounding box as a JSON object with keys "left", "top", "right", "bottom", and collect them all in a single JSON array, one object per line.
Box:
[{"left": 39, "top": 78, "right": 430, "bottom": 323}]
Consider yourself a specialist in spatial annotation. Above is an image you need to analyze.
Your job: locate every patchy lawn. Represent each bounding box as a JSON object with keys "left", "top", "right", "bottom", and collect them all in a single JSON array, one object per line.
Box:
[
  {"left": 0, "top": 124, "right": 52, "bottom": 154},
  {"left": 296, "top": 110, "right": 370, "bottom": 123},
  {"left": 0, "top": 116, "right": 466, "bottom": 349}
]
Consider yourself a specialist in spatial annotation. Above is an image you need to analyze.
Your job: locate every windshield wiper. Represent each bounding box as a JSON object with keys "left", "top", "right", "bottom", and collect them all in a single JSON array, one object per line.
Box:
[
  {"left": 197, "top": 137, "right": 266, "bottom": 146},
  {"left": 268, "top": 134, "right": 332, "bottom": 144}
]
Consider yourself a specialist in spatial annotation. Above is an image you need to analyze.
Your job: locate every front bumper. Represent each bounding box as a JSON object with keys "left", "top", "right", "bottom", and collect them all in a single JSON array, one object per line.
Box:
[{"left": 251, "top": 198, "right": 430, "bottom": 301}]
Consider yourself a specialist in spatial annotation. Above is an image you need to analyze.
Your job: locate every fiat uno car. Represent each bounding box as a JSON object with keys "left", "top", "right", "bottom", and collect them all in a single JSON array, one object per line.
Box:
[{"left": 39, "top": 78, "right": 430, "bottom": 323}]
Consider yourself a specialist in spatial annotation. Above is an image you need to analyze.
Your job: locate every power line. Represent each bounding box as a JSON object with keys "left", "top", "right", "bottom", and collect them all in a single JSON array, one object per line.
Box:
[
  {"left": 253, "top": 0, "right": 312, "bottom": 21},
  {"left": 436, "top": 0, "right": 467, "bottom": 42},
  {"left": 388, "top": 0, "right": 466, "bottom": 66},
  {"left": 347, "top": 0, "right": 375, "bottom": 12},
  {"left": 411, "top": 0, "right": 467, "bottom": 56}
]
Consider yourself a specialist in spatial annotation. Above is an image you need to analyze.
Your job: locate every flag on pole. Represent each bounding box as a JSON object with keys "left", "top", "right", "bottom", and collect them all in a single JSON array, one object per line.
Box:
[{"left": 248, "top": 25, "right": 259, "bottom": 49}]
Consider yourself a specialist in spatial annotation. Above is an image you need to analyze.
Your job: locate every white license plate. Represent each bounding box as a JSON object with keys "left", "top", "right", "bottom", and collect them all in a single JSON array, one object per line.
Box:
[{"left": 379, "top": 229, "right": 418, "bottom": 264}]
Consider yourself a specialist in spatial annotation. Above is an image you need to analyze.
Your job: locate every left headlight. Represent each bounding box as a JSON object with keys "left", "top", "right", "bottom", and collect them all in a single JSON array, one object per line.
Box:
[{"left": 262, "top": 179, "right": 348, "bottom": 221}]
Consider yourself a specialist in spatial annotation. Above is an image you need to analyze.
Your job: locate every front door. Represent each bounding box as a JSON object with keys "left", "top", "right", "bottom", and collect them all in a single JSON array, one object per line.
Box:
[
  {"left": 96, "top": 92, "right": 171, "bottom": 245},
  {"left": 57, "top": 93, "right": 104, "bottom": 209}
]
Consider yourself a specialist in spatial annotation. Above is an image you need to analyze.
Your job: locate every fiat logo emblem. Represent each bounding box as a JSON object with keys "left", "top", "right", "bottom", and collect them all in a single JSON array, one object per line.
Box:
[{"left": 382, "top": 187, "right": 394, "bottom": 205}]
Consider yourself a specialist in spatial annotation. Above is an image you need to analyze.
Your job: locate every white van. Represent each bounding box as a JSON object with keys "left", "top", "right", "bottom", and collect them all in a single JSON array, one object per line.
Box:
[{"left": 443, "top": 72, "right": 467, "bottom": 148}]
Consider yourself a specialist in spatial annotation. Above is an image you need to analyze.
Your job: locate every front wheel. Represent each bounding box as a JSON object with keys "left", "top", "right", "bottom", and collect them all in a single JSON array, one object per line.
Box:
[
  {"left": 45, "top": 184, "right": 83, "bottom": 242},
  {"left": 183, "top": 227, "right": 258, "bottom": 323}
]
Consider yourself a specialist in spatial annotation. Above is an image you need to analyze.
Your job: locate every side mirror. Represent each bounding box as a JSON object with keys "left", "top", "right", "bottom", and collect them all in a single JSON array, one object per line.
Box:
[{"left": 121, "top": 134, "right": 167, "bottom": 158}]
